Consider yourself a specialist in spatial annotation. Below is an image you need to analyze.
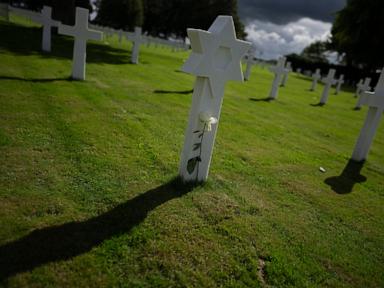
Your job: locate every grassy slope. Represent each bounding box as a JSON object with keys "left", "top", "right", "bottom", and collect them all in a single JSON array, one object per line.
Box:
[{"left": 0, "top": 17, "right": 383, "bottom": 287}]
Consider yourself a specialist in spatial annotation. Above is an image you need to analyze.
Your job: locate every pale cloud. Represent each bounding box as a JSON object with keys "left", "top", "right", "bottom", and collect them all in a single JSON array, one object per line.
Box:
[{"left": 245, "top": 18, "right": 332, "bottom": 60}]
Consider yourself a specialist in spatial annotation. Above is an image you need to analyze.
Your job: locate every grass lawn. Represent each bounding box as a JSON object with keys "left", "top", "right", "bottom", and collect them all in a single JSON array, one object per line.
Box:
[{"left": 0, "top": 16, "right": 383, "bottom": 287}]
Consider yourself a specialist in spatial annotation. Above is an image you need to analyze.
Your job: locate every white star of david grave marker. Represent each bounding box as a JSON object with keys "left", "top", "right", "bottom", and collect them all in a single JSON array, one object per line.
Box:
[
  {"left": 355, "top": 78, "right": 372, "bottom": 109},
  {"left": 310, "top": 69, "right": 321, "bottom": 91},
  {"left": 334, "top": 74, "right": 344, "bottom": 95},
  {"left": 268, "top": 57, "right": 286, "bottom": 100},
  {"left": 58, "top": 7, "right": 103, "bottom": 80},
  {"left": 351, "top": 69, "right": 384, "bottom": 161},
  {"left": 319, "top": 69, "right": 337, "bottom": 105},
  {"left": 179, "top": 16, "right": 250, "bottom": 182}
]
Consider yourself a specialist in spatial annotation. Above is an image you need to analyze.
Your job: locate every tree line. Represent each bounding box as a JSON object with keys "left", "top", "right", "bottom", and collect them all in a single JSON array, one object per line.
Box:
[
  {"left": 96, "top": 0, "right": 246, "bottom": 39},
  {"left": 3, "top": 0, "right": 383, "bottom": 72},
  {"left": 3, "top": 0, "right": 246, "bottom": 39},
  {"left": 290, "top": 0, "right": 383, "bottom": 74}
]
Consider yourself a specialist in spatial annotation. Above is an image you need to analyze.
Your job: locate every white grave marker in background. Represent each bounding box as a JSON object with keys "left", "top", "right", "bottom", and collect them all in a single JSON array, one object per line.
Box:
[
  {"left": 0, "top": 3, "right": 9, "bottom": 21},
  {"left": 58, "top": 7, "right": 103, "bottom": 80},
  {"left": 179, "top": 16, "right": 250, "bottom": 182},
  {"left": 118, "top": 29, "right": 123, "bottom": 44},
  {"left": 319, "top": 69, "right": 337, "bottom": 105},
  {"left": 356, "top": 77, "right": 371, "bottom": 98},
  {"left": 280, "top": 61, "right": 291, "bottom": 87},
  {"left": 33, "top": 6, "right": 60, "bottom": 52},
  {"left": 310, "top": 69, "right": 321, "bottom": 91},
  {"left": 243, "top": 54, "right": 257, "bottom": 81},
  {"left": 355, "top": 79, "right": 363, "bottom": 97},
  {"left": 131, "top": 27, "right": 143, "bottom": 64},
  {"left": 351, "top": 69, "right": 384, "bottom": 161},
  {"left": 334, "top": 74, "right": 344, "bottom": 95},
  {"left": 355, "top": 77, "right": 372, "bottom": 109},
  {"left": 268, "top": 57, "right": 286, "bottom": 100}
]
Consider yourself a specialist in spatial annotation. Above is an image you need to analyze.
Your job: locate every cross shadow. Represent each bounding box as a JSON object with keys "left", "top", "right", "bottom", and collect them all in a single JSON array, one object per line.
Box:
[
  {"left": 249, "top": 97, "right": 274, "bottom": 102},
  {"left": 0, "top": 75, "right": 73, "bottom": 82},
  {"left": 310, "top": 103, "right": 325, "bottom": 107},
  {"left": 324, "top": 160, "right": 367, "bottom": 194},
  {"left": 0, "top": 21, "right": 131, "bottom": 65},
  {"left": 0, "top": 178, "right": 197, "bottom": 280},
  {"left": 154, "top": 89, "right": 193, "bottom": 95},
  {"left": 353, "top": 107, "right": 362, "bottom": 111}
]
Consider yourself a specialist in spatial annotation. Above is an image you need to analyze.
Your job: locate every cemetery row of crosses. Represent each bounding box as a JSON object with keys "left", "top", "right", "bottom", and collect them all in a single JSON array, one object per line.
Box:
[{"left": 0, "top": 4, "right": 382, "bottom": 183}]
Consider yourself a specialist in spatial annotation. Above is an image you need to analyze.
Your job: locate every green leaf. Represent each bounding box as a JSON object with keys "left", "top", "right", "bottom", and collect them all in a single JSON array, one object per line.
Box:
[
  {"left": 187, "top": 157, "right": 199, "bottom": 174},
  {"left": 193, "top": 143, "right": 201, "bottom": 151}
]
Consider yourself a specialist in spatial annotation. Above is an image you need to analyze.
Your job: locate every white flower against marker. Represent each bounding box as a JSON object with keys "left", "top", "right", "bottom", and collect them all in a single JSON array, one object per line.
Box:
[{"left": 199, "top": 112, "right": 218, "bottom": 132}]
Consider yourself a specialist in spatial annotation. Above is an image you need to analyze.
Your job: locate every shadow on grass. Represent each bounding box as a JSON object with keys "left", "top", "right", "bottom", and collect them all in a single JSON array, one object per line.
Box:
[
  {"left": 0, "top": 21, "right": 131, "bottom": 64},
  {"left": 0, "top": 75, "right": 73, "bottom": 82},
  {"left": 324, "top": 160, "right": 367, "bottom": 194},
  {"left": 0, "top": 177, "right": 198, "bottom": 280},
  {"left": 310, "top": 103, "right": 325, "bottom": 107},
  {"left": 154, "top": 89, "right": 193, "bottom": 95},
  {"left": 249, "top": 97, "right": 274, "bottom": 102}
]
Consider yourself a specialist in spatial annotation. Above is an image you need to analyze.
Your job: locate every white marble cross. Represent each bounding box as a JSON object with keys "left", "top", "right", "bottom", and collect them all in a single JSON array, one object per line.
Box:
[
  {"left": 58, "top": 7, "right": 103, "bottom": 80},
  {"left": 268, "top": 57, "right": 286, "bottom": 100},
  {"left": 280, "top": 61, "right": 292, "bottom": 87},
  {"left": 319, "top": 69, "right": 337, "bottom": 105},
  {"left": 0, "top": 3, "right": 9, "bottom": 21},
  {"left": 126, "top": 27, "right": 143, "bottom": 64},
  {"left": 310, "top": 69, "right": 321, "bottom": 91},
  {"left": 355, "top": 77, "right": 372, "bottom": 109},
  {"left": 351, "top": 69, "right": 384, "bottom": 161},
  {"left": 31, "top": 6, "right": 60, "bottom": 52},
  {"left": 243, "top": 53, "right": 257, "bottom": 81},
  {"left": 334, "top": 74, "right": 344, "bottom": 95},
  {"left": 179, "top": 16, "right": 250, "bottom": 182},
  {"left": 118, "top": 29, "right": 123, "bottom": 44},
  {"left": 355, "top": 79, "right": 363, "bottom": 97}
]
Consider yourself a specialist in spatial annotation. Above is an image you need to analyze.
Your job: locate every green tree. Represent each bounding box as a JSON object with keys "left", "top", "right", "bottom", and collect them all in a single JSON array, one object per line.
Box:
[
  {"left": 301, "top": 41, "right": 328, "bottom": 63},
  {"left": 96, "top": 0, "right": 144, "bottom": 30},
  {"left": 330, "top": 0, "right": 384, "bottom": 70},
  {"left": 142, "top": 0, "right": 246, "bottom": 39}
]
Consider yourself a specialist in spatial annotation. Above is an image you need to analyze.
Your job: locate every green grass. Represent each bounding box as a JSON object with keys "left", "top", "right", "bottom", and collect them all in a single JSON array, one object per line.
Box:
[{"left": 0, "top": 17, "right": 383, "bottom": 287}]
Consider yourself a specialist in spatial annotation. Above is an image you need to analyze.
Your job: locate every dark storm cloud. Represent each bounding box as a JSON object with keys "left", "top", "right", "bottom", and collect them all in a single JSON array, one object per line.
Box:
[{"left": 238, "top": 0, "right": 347, "bottom": 24}]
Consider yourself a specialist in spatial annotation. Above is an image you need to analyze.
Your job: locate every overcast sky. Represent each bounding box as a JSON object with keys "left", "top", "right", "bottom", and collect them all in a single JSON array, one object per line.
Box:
[{"left": 238, "top": 0, "right": 346, "bottom": 60}]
